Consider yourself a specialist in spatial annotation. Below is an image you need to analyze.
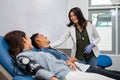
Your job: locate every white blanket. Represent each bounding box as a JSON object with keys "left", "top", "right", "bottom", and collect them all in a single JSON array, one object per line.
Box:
[{"left": 65, "top": 70, "right": 115, "bottom": 80}]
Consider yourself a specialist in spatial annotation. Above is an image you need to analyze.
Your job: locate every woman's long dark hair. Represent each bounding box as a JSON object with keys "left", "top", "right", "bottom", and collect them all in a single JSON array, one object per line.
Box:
[
  {"left": 67, "top": 7, "right": 87, "bottom": 29},
  {"left": 4, "top": 30, "right": 26, "bottom": 59}
]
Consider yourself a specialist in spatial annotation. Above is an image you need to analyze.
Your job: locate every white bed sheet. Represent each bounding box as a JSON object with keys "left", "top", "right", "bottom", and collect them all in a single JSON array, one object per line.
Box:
[{"left": 65, "top": 70, "right": 115, "bottom": 80}]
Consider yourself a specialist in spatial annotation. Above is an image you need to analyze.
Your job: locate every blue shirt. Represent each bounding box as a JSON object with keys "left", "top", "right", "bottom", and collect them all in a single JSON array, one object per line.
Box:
[
  {"left": 40, "top": 47, "right": 69, "bottom": 61},
  {"left": 17, "top": 50, "right": 71, "bottom": 80}
]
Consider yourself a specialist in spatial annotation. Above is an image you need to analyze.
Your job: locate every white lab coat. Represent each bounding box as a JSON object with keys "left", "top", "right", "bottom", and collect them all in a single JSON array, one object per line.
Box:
[{"left": 50, "top": 22, "right": 100, "bottom": 57}]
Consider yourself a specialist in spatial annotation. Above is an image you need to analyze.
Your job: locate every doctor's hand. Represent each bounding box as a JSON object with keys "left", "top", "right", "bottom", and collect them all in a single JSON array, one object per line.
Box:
[{"left": 84, "top": 43, "right": 95, "bottom": 54}]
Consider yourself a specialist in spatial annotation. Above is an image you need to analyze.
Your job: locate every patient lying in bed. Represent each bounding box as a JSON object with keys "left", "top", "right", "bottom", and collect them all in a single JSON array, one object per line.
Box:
[
  {"left": 30, "top": 33, "right": 120, "bottom": 80},
  {"left": 4, "top": 30, "right": 115, "bottom": 80}
]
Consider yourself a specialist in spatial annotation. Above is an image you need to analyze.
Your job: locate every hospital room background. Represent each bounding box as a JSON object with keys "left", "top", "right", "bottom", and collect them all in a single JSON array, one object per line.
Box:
[{"left": 0, "top": 0, "right": 120, "bottom": 71}]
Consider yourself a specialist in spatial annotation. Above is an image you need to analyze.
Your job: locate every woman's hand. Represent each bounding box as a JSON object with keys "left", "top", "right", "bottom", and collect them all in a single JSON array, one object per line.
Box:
[
  {"left": 50, "top": 76, "right": 59, "bottom": 80},
  {"left": 66, "top": 57, "right": 78, "bottom": 63},
  {"left": 66, "top": 61, "right": 77, "bottom": 71}
]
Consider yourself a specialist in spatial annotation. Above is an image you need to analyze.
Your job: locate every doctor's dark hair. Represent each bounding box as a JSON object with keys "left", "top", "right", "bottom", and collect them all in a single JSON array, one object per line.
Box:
[
  {"left": 67, "top": 7, "right": 87, "bottom": 29},
  {"left": 30, "top": 33, "right": 39, "bottom": 49},
  {"left": 4, "top": 30, "right": 26, "bottom": 59}
]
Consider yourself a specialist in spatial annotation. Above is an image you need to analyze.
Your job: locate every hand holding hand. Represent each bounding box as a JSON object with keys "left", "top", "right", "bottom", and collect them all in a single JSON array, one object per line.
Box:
[
  {"left": 66, "top": 61, "right": 77, "bottom": 71},
  {"left": 84, "top": 43, "right": 95, "bottom": 54}
]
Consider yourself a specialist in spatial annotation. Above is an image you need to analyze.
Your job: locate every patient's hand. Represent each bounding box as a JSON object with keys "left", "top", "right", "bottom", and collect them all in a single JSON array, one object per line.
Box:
[
  {"left": 50, "top": 76, "right": 59, "bottom": 80},
  {"left": 66, "top": 61, "right": 77, "bottom": 71}
]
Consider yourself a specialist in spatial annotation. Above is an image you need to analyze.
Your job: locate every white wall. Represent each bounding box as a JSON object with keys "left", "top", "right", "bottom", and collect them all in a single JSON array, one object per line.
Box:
[
  {"left": 0, "top": 0, "right": 67, "bottom": 44},
  {"left": 107, "top": 55, "right": 120, "bottom": 71},
  {"left": 67, "top": 0, "right": 88, "bottom": 18}
]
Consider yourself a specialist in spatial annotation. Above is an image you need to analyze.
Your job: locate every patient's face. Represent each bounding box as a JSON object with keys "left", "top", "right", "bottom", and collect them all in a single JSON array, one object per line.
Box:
[{"left": 35, "top": 34, "right": 50, "bottom": 47}]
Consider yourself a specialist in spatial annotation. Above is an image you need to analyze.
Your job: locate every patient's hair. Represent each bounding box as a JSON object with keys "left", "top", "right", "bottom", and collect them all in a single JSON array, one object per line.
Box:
[
  {"left": 4, "top": 30, "right": 26, "bottom": 58},
  {"left": 30, "top": 33, "right": 39, "bottom": 49}
]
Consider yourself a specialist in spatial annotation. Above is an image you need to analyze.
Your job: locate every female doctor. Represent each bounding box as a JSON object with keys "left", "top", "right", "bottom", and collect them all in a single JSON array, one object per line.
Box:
[{"left": 50, "top": 7, "right": 100, "bottom": 67}]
